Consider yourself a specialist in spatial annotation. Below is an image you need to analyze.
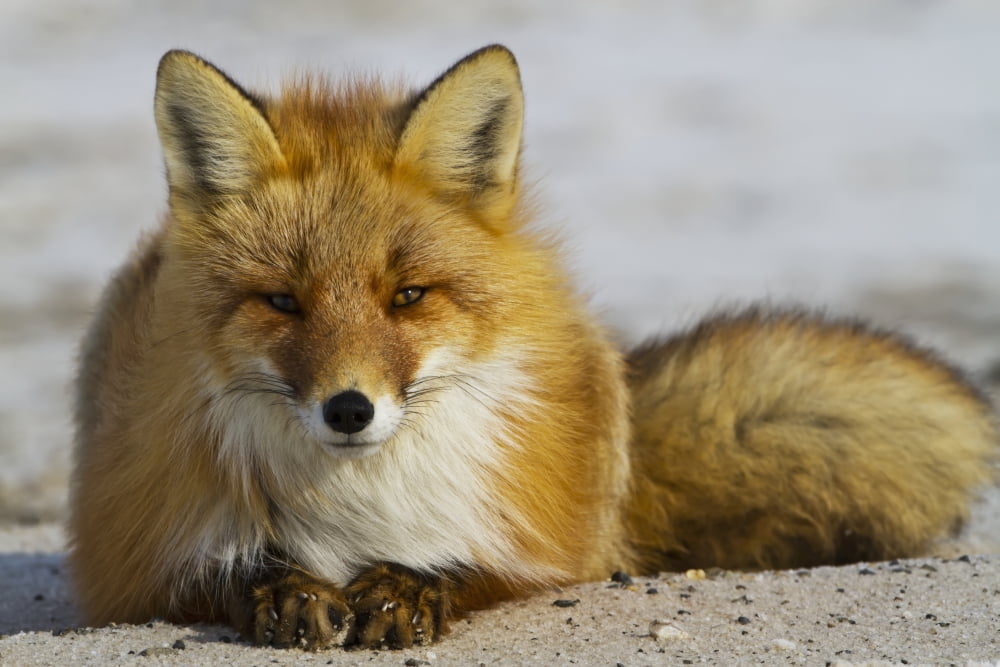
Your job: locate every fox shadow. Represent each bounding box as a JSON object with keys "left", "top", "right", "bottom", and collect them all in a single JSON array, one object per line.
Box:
[{"left": 0, "top": 551, "right": 79, "bottom": 635}]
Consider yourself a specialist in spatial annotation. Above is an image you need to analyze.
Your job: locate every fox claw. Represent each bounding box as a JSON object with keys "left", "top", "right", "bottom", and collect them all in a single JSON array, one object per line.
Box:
[
  {"left": 345, "top": 563, "right": 452, "bottom": 649},
  {"left": 232, "top": 570, "right": 353, "bottom": 650}
]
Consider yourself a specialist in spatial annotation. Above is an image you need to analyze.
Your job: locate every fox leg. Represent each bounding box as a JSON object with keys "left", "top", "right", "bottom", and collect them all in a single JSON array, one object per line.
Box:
[
  {"left": 345, "top": 563, "right": 452, "bottom": 649},
  {"left": 227, "top": 566, "right": 353, "bottom": 650}
]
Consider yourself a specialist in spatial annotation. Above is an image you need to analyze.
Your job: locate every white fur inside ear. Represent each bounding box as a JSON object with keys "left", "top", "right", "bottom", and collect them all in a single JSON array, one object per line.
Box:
[
  {"left": 154, "top": 50, "right": 284, "bottom": 201},
  {"left": 395, "top": 46, "right": 524, "bottom": 202}
]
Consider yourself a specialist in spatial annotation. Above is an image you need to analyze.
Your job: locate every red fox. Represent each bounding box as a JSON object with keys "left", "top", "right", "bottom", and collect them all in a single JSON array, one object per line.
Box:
[{"left": 69, "top": 45, "right": 998, "bottom": 650}]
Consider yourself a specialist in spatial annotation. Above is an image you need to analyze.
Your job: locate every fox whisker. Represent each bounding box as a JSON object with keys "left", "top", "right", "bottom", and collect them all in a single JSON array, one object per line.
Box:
[{"left": 222, "top": 372, "right": 298, "bottom": 403}]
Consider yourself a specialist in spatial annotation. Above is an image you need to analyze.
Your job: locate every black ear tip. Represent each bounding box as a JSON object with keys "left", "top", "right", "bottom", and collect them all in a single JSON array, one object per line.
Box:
[
  {"left": 463, "top": 44, "right": 518, "bottom": 68},
  {"left": 438, "top": 45, "right": 519, "bottom": 79},
  {"left": 156, "top": 50, "right": 232, "bottom": 86},
  {"left": 478, "top": 43, "right": 516, "bottom": 58}
]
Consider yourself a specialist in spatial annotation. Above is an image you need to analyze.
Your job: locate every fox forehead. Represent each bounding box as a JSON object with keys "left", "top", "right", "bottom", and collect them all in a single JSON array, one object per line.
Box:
[
  {"left": 195, "top": 174, "right": 477, "bottom": 293},
  {"left": 174, "top": 80, "right": 467, "bottom": 283},
  {"left": 265, "top": 75, "right": 411, "bottom": 173}
]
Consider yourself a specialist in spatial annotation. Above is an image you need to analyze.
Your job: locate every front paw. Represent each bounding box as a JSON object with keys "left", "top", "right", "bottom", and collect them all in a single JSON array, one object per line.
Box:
[
  {"left": 233, "top": 569, "right": 353, "bottom": 650},
  {"left": 345, "top": 563, "right": 452, "bottom": 648}
]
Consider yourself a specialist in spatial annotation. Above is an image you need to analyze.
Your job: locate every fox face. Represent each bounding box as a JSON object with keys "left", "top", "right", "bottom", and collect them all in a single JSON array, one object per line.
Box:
[
  {"left": 148, "top": 48, "right": 573, "bottom": 583},
  {"left": 177, "top": 170, "right": 511, "bottom": 461},
  {"left": 154, "top": 48, "right": 529, "bottom": 463}
]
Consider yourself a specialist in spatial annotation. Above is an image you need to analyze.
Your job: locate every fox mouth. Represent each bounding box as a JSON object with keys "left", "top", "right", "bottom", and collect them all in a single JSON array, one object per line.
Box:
[
  {"left": 320, "top": 429, "right": 389, "bottom": 455},
  {"left": 320, "top": 437, "right": 385, "bottom": 459}
]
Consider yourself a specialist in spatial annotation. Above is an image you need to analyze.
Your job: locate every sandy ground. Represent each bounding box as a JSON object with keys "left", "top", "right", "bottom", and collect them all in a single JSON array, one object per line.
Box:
[
  {"left": 2, "top": 1, "right": 999, "bottom": 664},
  {"left": 1, "top": 523, "right": 999, "bottom": 665}
]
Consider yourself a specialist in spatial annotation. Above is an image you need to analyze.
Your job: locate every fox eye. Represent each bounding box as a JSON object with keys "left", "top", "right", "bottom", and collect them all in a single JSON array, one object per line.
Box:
[
  {"left": 392, "top": 286, "right": 425, "bottom": 308},
  {"left": 265, "top": 293, "right": 300, "bottom": 313}
]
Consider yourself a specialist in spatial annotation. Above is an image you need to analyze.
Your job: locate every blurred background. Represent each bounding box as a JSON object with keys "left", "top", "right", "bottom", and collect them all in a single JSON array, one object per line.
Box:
[{"left": 1, "top": 1, "right": 998, "bottom": 542}]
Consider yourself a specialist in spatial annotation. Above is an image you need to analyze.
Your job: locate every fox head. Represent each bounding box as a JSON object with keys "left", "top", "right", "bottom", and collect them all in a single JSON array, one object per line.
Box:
[{"left": 152, "top": 47, "right": 544, "bottom": 465}]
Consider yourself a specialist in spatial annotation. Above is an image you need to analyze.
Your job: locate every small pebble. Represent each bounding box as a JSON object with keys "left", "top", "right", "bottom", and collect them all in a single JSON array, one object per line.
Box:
[
  {"left": 684, "top": 569, "right": 706, "bottom": 581},
  {"left": 648, "top": 619, "right": 690, "bottom": 642},
  {"left": 552, "top": 599, "right": 579, "bottom": 608},
  {"left": 771, "top": 638, "right": 796, "bottom": 651},
  {"left": 610, "top": 570, "right": 634, "bottom": 585},
  {"left": 736, "top": 616, "right": 751, "bottom": 625},
  {"left": 172, "top": 639, "right": 186, "bottom": 650}
]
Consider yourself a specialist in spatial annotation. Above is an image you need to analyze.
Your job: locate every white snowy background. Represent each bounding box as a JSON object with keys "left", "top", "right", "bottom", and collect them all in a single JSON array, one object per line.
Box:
[{"left": 2, "top": 0, "right": 998, "bottom": 530}]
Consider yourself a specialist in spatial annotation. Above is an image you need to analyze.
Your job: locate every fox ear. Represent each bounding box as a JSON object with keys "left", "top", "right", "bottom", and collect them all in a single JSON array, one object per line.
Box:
[
  {"left": 395, "top": 45, "right": 524, "bottom": 217},
  {"left": 154, "top": 50, "right": 284, "bottom": 212}
]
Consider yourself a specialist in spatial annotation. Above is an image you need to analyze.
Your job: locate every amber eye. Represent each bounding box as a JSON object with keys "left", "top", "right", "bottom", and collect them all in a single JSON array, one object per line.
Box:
[
  {"left": 265, "top": 293, "right": 300, "bottom": 313},
  {"left": 392, "top": 286, "right": 425, "bottom": 307}
]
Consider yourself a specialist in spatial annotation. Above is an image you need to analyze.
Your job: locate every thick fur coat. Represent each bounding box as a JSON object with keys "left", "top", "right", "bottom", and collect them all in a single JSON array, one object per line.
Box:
[{"left": 69, "top": 46, "right": 997, "bottom": 650}]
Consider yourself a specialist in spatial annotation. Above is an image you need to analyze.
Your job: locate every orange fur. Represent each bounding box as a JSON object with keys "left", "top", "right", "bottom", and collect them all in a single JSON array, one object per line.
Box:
[
  {"left": 69, "top": 46, "right": 997, "bottom": 648},
  {"left": 625, "top": 307, "right": 997, "bottom": 573}
]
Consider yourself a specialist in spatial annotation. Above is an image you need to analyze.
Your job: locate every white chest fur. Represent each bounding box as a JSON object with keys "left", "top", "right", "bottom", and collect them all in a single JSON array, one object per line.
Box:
[{"left": 204, "top": 349, "right": 551, "bottom": 586}]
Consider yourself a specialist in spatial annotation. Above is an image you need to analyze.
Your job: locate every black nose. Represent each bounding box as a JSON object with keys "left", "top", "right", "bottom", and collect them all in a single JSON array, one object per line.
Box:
[{"left": 323, "top": 390, "right": 375, "bottom": 435}]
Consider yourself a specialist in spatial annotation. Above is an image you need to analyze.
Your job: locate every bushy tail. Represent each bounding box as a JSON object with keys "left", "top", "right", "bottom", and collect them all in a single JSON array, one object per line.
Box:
[{"left": 621, "top": 307, "right": 998, "bottom": 573}]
